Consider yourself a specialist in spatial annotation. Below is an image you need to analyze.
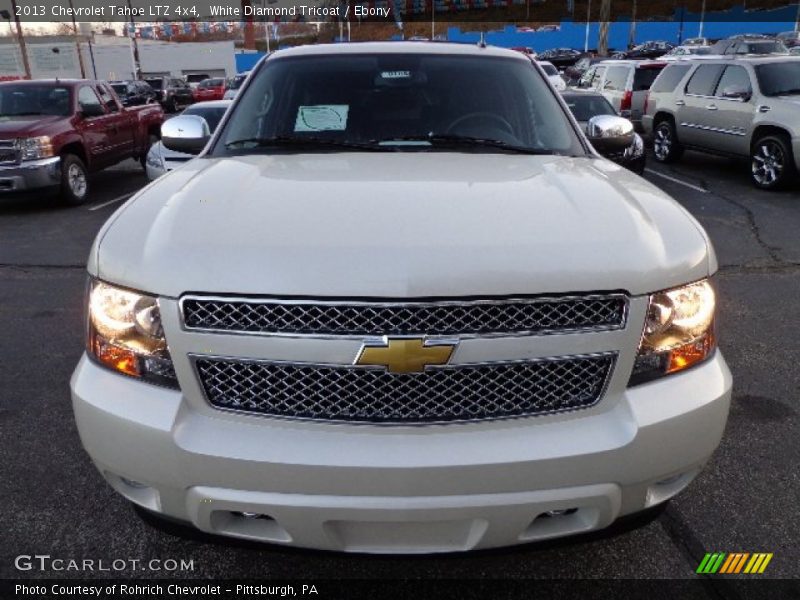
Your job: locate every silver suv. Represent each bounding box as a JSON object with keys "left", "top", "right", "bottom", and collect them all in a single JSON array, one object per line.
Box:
[
  {"left": 642, "top": 56, "right": 800, "bottom": 189},
  {"left": 574, "top": 59, "right": 666, "bottom": 131}
]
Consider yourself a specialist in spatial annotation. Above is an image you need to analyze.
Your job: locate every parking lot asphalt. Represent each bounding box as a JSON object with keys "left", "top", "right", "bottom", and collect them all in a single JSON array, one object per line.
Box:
[{"left": 0, "top": 151, "right": 798, "bottom": 590}]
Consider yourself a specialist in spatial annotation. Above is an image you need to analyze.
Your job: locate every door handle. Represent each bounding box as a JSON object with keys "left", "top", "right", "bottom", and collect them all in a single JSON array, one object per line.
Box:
[
  {"left": 675, "top": 100, "right": 686, "bottom": 106},
  {"left": 706, "top": 104, "right": 718, "bottom": 111},
  {"left": 758, "top": 105, "right": 771, "bottom": 113}
]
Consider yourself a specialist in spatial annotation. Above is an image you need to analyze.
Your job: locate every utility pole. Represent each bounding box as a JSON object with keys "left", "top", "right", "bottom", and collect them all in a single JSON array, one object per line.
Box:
[
  {"left": 597, "top": 0, "right": 610, "bottom": 56},
  {"left": 628, "top": 0, "right": 637, "bottom": 49},
  {"left": 10, "top": 0, "right": 31, "bottom": 79},
  {"left": 67, "top": 0, "right": 86, "bottom": 78},
  {"left": 126, "top": 0, "right": 141, "bottom": 78},
  {"left": 242, "top": 0, "right": 255, "bottom": 50},
  {"left": 584, "top": 0, "right": 591, "bottom": 52}
]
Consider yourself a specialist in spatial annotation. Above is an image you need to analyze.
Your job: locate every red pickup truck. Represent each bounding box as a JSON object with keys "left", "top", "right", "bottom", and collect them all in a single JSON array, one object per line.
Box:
[{"left": 0, "top": 79, "right": 164, "bottom": 204}]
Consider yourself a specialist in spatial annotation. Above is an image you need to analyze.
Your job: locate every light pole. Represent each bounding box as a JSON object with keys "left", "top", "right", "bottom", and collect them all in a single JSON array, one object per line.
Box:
[
  {"left": 9, "top": 0, "right": 31, "bottom": 79},
  {"left": 431, "top": 0, "right": 435, "bottom": 40},
  {"left": 127, "top": 0, "right": 141, "bottom": 78},
  {"left": 699, "top": 0, "right": 706, "bottom": 37}
]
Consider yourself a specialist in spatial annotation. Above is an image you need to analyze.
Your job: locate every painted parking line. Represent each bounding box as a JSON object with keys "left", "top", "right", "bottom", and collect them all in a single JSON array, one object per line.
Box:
[
  {"left": 87, "top": 192, "right": 135, "bottom": 211},
  {"left": 644, "top": 168, "right": 708, "bottom": 194}
]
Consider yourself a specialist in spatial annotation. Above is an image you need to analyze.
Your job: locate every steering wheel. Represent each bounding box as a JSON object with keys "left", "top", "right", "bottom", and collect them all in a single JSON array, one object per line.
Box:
[{"left": 446, "top": 112, "right": 514, "bottom": 136}]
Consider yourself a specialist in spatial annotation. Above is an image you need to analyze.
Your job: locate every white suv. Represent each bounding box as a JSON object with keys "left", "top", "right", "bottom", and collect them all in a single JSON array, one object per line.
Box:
[{"left": 72, "top": 42, "right": 731, "bottom": 553}]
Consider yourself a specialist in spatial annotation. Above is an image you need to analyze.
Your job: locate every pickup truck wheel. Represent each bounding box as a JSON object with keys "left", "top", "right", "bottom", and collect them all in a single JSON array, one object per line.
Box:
[
  {"left": 751, "top": 135, "right": 796, "bottom": 190},
  {"left": 59, "top": 154, "right": 89, "bottom": 205},
  {"left": 653, "top": 120, "right": 683, "bottom": 163}
]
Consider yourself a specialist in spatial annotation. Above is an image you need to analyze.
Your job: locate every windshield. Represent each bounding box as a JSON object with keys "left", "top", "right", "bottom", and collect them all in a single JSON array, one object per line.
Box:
[
  {"left": 145, "top": 79, "right": 162, "bottom": 89},
  {"left": 755, "top": 62, "right": 800, "bottom": 96},
  {"left": 183, "top": 105, "right": 228, "bottom": 132},
  {"left": 0, "top": 85, "right": 71, "bottom": 117},
  {"left": 110, "top": 84, "right": 128, "bottom": 95},
  {"left": 561, "top": 94, "right": 616, "bottom": 121},
  {"left": 217, "top": 53, "right": 584, "bottom": 156}
]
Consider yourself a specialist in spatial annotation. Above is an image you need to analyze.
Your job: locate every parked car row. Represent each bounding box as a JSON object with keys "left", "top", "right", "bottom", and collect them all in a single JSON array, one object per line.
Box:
[{"left": 108, "top": 75, "right": 250, "bottom": 114}]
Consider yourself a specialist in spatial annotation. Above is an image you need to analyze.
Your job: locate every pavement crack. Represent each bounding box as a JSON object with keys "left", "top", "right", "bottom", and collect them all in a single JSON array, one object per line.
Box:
[
  {"left": 707, "top": 189, "right": 783, "bottom": 264},
  {"left": 0, "top": 263, "right": 85, "bottom": 271},
  {"left": 718, "top": 262, "right": 800, "bottom": 274}
]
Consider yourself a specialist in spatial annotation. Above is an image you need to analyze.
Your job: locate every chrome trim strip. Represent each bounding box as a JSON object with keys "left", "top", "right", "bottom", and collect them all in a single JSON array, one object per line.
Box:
[
  {"left": 188, "top": 351, "right": 619, "bottom": 427},
  {"left": 177, "top": 293, "right": 630, "bottom": 340},
  {"left": 679, "top": 122, "right": 747, "bottom": 137}
]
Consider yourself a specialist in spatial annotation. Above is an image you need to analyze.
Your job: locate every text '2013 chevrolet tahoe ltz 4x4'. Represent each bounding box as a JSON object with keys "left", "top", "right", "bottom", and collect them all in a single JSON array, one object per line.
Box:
[{"left": 71, "top": 43, "right": 732, "bottom": 553}]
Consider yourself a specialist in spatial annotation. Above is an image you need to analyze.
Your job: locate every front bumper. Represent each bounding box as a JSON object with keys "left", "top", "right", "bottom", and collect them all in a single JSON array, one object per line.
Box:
[
  {"left": 0, "top": 157, "right": 61, "bottom": 193},
  {"left": 71, "top": 351, "right": 731, "bottom": 553}
]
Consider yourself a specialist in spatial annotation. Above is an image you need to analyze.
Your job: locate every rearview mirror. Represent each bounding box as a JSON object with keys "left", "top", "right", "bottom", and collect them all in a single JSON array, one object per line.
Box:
[
  {"left": 161, "top": 115, "right": 210, "bottom": 155},
  {"left": 586, "top": 115, "right": 635, "bottom": 155}
]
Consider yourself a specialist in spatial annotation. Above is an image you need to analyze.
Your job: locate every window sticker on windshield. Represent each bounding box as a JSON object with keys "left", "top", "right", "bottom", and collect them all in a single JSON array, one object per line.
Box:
[
  {"left": 295, "top": 105, "right": 349, "bottom": 132},
  {"left": 381, "top": 71, "right": 411, "bottom": 79}
]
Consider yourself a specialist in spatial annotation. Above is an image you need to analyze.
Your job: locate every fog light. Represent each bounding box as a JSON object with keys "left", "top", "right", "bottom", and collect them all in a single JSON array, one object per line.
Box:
[{"left": 119, "top": 476, "right": 148, "bottom": 489}]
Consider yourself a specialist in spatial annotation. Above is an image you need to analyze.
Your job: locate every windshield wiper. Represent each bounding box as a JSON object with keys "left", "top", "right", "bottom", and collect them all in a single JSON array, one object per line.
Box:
[
  {"left": 4, "top": 112, "right": 44, "bottom": 116},
  {"left": 376, "top": 134, "right": 554, "bottom": 155},
  {"left": 776, "top": 88, "right": 800, "bottom": 95},
  {"left": 224, "top": 135, "right": 388, "bottom": 152}
]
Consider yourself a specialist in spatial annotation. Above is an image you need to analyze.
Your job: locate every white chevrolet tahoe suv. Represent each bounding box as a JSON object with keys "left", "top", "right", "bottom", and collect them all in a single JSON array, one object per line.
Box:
[{"left": 71, "top": 43, "right": 732, "bottom": 553}]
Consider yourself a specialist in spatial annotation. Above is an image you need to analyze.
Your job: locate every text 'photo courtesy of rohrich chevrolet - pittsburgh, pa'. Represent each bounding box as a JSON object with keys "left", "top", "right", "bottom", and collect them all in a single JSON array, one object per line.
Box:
[{"left": 73, "top": 41, "right": 729, "bottom": 553}]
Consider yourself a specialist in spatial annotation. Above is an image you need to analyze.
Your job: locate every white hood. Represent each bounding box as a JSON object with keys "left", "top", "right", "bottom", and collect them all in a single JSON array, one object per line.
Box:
[{"left": 91, "top": 153, "right": 714, "bottom": 298}]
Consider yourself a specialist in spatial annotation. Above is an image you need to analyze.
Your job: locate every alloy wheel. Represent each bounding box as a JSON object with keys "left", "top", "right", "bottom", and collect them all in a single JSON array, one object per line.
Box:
[
  {"left": 654, "top": 126, "right": 672, "bottom": 161},
  {"left": 68, "top": 163, "right": 87, "bottom": 198},
  {"left": 752, "top": 141, "right": 785, "bottom": 187}
]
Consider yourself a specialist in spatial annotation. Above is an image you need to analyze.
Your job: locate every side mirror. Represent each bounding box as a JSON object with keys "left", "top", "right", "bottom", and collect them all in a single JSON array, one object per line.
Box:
[
  {"left": 161, "top": 115, "right": 210, "bottom": 155},
  {"left": 586, "top": 115, "right": 635, "bottom": 155},
  {"left": 79, "top": 104, "right": 106, "bottom": 118},
  {"left": 722, "top": 85, "right": 752, "bottom": 101}
]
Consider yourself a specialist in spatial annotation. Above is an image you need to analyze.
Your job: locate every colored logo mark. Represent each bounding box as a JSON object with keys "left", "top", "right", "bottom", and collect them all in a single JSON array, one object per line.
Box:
[{"left": 697, "top": 552, "right": 773, "bottom": 574}]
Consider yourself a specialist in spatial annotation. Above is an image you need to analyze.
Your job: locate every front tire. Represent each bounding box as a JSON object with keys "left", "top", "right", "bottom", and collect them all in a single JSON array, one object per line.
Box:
[
  {"left": 652, "top": 119, "right": 683, "bottom": 164},
  {"left": 751, "top": 134, "right": 796, "bottom": 190},
  {"left": 59, "top": 154, "right": 89, "bottom": 206}
]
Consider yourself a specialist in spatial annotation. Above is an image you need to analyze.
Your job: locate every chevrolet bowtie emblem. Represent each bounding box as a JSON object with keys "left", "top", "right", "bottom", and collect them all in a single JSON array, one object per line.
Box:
[{"left": 355, "top": 338, "right": 457, "bottom": 374}]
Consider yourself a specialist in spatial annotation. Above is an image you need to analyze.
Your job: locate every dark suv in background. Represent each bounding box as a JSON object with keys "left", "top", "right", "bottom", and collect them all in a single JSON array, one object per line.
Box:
[
  {"left": 144, "top": 77, "right": 194, "bottom": 112},
  {"left": 109, "top": 80, "right": 157, "bottom": 107}
]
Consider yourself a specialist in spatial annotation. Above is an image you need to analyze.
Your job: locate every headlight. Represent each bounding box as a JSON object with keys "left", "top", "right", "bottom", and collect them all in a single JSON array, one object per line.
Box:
[
  {"left": 87, "top": 279, "right": 178, "bottom": 388},
  {"left": 623, "top": 133, "right": 644, "bottom": 159},
  {"left": 145, "top": 145, "right": 164, "bottom": 170},
  {"left": 628, "top": 279, "right": 716, "bottom": 386},
  {"left": 17, "top": 136, "right": 54, "bottom": 160}
]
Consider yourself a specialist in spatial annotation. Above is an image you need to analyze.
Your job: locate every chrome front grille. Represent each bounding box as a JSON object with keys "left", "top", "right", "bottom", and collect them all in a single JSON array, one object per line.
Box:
[
  {"left": 182, "top": 294, "right": 627, "bottom": 337},
  {"left": 0, "top": 139, "right": 20, "bottom": 164},
  {"left": 194, "top": 354, "right": 616, "bottom": 424}
]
